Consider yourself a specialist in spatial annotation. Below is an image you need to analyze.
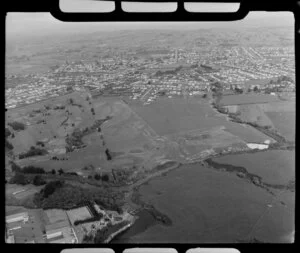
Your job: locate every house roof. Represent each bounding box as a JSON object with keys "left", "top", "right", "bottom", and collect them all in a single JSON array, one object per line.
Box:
[{"left": 6, "top": 212, "right": 28, "bottom": 221}]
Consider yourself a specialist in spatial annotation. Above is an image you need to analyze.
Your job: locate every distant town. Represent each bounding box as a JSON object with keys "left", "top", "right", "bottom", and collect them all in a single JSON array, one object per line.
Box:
[{"left": 6, "top": 46, "right": 295, "bottom": 109}]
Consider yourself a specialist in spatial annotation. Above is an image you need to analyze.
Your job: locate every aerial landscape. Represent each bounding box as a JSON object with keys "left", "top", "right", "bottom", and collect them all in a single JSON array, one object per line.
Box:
[{"left": 5, "top": 12, "right": 295, "bottom": 243}]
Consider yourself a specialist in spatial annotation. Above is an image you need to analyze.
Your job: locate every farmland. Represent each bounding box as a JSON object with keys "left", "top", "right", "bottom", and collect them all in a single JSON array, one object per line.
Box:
[
  {"left": 119, "top": 163, "right": 294, "bottom": 243},
  {"left": 219, "top": 94, "right": 280, "bottom": 106},
  {"left": 6, "top": 93, "right": 280, "bottom": 184},
  {"left": 219, "top": 94, "right": 295, "bottom": 142},
  {"left": 211, "top": 150, "right": 295, "bottom": 185}
]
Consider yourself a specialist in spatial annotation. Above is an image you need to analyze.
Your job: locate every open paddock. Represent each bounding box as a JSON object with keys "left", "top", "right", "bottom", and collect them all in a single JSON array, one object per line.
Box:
[
  {"left": 45, "top": 209, "right": 69, "bottom": 224},
  {"left": 265, "top": 111, "right": 295, "bottom": 141},
  {"left": 67, "top": 206, "right": 93, "bottom": 225},
  {"left": 219, "top": 94, "right": 279, "bottom": 106},
  {"left": 6, "top": 184, "right": 43, "bottom": 200}
]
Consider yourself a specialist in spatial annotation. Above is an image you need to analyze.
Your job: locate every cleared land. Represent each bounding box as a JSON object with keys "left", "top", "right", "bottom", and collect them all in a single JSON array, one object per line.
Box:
[
  {"left": 219, "top": 94, "right": 279, "bottom": 106},
  {"left": 265, "top": 111, "right": 295, "bottom": 141},
  {"left": 212, "top": 150, "right": 295, "bottom": 185},
  {"left": 6, "top": 95, "right": 276, "bottom": 182},
  {"left": 130, "top": 97, "right": 273, "bottom": 144},
  {"left": 66, "top": 206, "right": 93, "bottom": 225},
  {"left": 45, "top": 209, "right": 69, "bottom": 224},
  {"left": 223, "top": 98, "right": 295, "bottom": 142},
  {"left": 126, "top": 163, "right": 294, "bottom": 243},
  {"left": 6, "top": 184, "right": 43, "bottom": 206}
]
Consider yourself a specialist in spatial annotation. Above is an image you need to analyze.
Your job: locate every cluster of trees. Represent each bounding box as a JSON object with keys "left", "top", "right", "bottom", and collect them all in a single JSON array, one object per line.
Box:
[
  {"left": 157, "top": 90, "right": 167, "bottom": 96},
  {"left": 111, "top": 169, "right": 132, "bottom": 184},
  {"left": 270, "top": 75, "right": 293, "bottom": 84},
  {"left": 250, "top": 86, "right": 259, "bottom": 92},
  {"left": 65, "top": 129, "right": 86, "bottom": 152},
  {"left": 40, "top": 180, "right": 65, "bottom": 198},
  {"left": 211, "top": 81, "right": 223, "bottom": 91},
  {"left": 67, "top": 86, "right": 73, "bottom": 92},
  {"left": 9, "top": 173, "right": 30, "bottom": 185},
  {"left": 22, "top": 165, "right": 45, "bottom": 174},
  {"left": 94, "top": 173, "right": 109, "bottom": 182},
  {"left": 234, "top": 87, "right": 244, "bottom": 94},
  {"left": 19, "top": 146, "right": 48, "bottom": 159},
  {"left": 53, "top": 105, "right": 66, "bottom": 110},
  {"left": 10, "top": 161, "right": 22, "bottom": 172},
  {"left": 32, "top": 175, "right": 47, "bottom": 186},
  {"left": 44, "top": 105, "right": 51, "bottom": 110},
  {"left": 9, "top": 173, "right": 46, "bottom": 186},
  {"left": 5, "top": 127, "right": 12, "bottom": 137},
  {"left": 36, "top": 141, "right": 45, "bottom": 147},
  {"left": 264, "top": 86, "right": 285, "bottom": 94},
  {"left": 51, "top": 156, "right": 68, "bottom": 161},
  {"left": 8, "top": 121, "right": 26, "bottom": 131},
  {"left": 65, "top": 117, "right": 111, "bottom": 153},
  {"left": 33, "top": 182, "right": 124, "bottom": 211},
  {"left": 105, "top": 149, "right": 112, "bottom": 161},
  {"left": 5, "top": 139, "right": 14, "bottom": 151}
]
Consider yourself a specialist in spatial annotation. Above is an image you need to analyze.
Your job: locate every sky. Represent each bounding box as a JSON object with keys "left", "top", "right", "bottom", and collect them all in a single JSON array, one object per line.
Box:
[{"left": 6, "top": 7, "right": 294, "bottom": 40}]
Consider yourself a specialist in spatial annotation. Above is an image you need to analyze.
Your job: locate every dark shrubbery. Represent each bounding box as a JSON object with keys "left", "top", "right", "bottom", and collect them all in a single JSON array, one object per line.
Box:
[
  {"left": 5, "top": 139, "right": 14, "bottom": 151},
  {"left": 41, "top": 180, "right": 65, "bottom": 198},
  {"left": 32, "top": 175, "right": 46, "bottom": 186},
  {"left": 94, "top": 173, "right": 109, "bottom": 182},
  {"left": 58, "top": 168, "right": 64, "bottom": 175},
  {"left": 5, "top": 128, "right": 12, "bottom": 137},
  {"left": 94, "top": 174, "right": 101, "bottom": 180},
  {"left": 8, "top": 121, "right": 26, "bottom": 131},
  {"left": 67, "top": 86, "right": 73, "bottom": 92},
  {"left": 10, "top": 161, "right": 22, "bottom": 172},
  {"left": 36, "top": 141, "right": 45, "bottom": 147},
  {"left": 66, "top": 172, "right": 78, "bottom": 176},
  {"left": 82, "top": 234, "right": 94, "bottom": 243},
  {"left": 9, "top": 173, "right": 29, "bottom": 185},
  {"left": 102, "top": 174, "right": 109, "bottom": 182},
  {"left": 22, "top": 165, "right": 45, "bottom": 174},
  {"left": 105, "top": 149, "right": 112, "bottom": 161},
  {"left": 19, "top": 146, "right": 48, "bottom": 159},
  {"left": 33, "top": 182, "right": 124, "bottom": 211}
]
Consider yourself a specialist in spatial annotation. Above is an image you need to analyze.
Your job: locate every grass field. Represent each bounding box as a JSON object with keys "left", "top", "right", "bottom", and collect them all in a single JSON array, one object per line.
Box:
[
  {"left": 45, "top": 209, "right": 69, "bottom": 224},
  {"left": 223, "top": 100, "right": 295, "bottom": 142},
  {"left": 265, "top": 112, "right": 295, "bottom": 141},
  {"left": 66, "top": 206, "right": 93, "bottom": 225},
  {"left": 212, "top": 150, "right": 295, "bottom": 185},
  {"left": 219, "top": 94, "right": 279, "bottom": 106},
  {"left": 128, "top": 163, "right": 294, "bottom": 243},
  {"left": 131, "top": 97, "right": 273, "bottom": 144},
  {"left": 6, "top": 184, "right": 43, "bottom": 200}
]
